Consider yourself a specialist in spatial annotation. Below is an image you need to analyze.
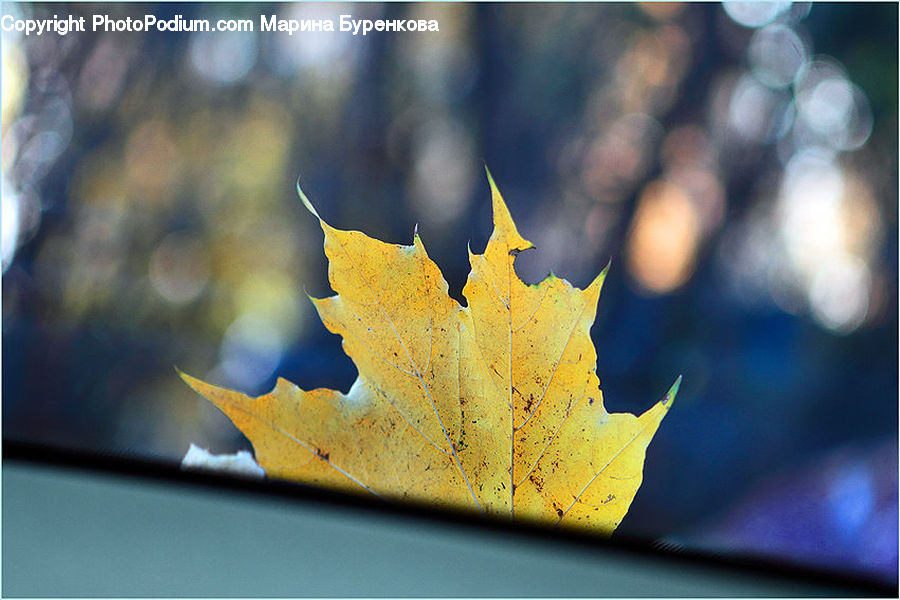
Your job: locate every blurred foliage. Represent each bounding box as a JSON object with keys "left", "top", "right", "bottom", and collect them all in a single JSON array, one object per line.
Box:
[{"left": 2, "top": 1, "right": 896, "bottom": 585}]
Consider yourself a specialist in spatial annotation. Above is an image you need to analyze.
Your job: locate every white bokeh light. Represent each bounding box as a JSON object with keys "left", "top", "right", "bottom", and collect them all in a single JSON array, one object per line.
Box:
[
  {"left": 266, "top": 4, "right": 352, "bottom": 78},
  {"left": 779, "top": 150, "right": 844, "bottom": 271},
  {"left": 1, "top": 176, "right": 21, "bottom": 273},
  {"left": 749, "top": 24, "right": 808, "bottom": 88},
  {"left": 723, "top": 1, "right": 790, "bottom": 28},
  {"left": 219, "top": 312, "right": 284, "bottom": 390},
  {"left": 728, "top": 75, "right": 793, "bottom": 143},
  {"left": 809, "top": 256, "right": 871, "bottom": 333},
  {"left": 190, "top": 30, "right": 258, "bottom": 85}
]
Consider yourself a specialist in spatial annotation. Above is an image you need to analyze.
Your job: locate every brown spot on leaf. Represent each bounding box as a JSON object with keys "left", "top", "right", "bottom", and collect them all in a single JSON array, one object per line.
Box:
[{"left": 523, "top": 394, "right": 535, "bottom": 413}]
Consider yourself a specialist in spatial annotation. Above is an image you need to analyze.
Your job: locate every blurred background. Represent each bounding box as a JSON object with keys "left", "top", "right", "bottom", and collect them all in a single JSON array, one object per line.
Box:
[{"left": 2, "top": 1, "right": 896, "bottom": 587}]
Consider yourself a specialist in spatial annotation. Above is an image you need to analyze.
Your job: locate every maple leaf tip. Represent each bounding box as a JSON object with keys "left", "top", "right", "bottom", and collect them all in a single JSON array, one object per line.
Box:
[
  {"left": 175, "top": 367, "right": 202, "bottom": 391},
  {"left": 482, "top": 168, "right": 534, "bottom": 253},
  {"left": 484, "top": 168, "right": 507, "bottom": 218},
  {"left": 303, "top": 287, "right": 328, "bottom": 309},
  {"left": 587, "top": 260, "right": 611, "bottom": 295},
  {"left": 664, "top": 375, "right": 682, "bottom": 406},
  {"left": 296, "top": 177, "right": 323, "bottom": 222},
  {"left": 484, "top": 164, "right": 497, "bottom": 189}
]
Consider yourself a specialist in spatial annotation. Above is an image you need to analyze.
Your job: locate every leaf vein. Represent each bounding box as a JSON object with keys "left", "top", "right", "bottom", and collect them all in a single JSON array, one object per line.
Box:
[
  {"left": 222, "top": 401, "right": 382, "bottom": 499},
  {"left": 516, "top": 383, "right": 589, "bottom": 488},
  {"left": 341, "top": 316, "right": 417, "bottom": 377},
  {"left": 512, "top": 285, "right": 549, "bottom": 333},
  {"left": 555, "top": 418, "right": 655, "bottom": 525},
  {"left": 335, "top": 236, "right": 482, "bottom": 511},
  {"left": 516, "top": 301, "right": 589, "bottom": 432}
]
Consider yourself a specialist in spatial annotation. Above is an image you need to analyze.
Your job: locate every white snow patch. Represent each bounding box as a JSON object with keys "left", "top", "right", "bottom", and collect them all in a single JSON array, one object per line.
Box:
[{"left": 181, "top": 443, "right": 265, "bottom": 479}]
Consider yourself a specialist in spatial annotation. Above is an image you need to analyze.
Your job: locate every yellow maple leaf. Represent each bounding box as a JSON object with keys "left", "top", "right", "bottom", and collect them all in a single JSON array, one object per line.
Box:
[{"left": 181, "top": 170, "right": 678, "bottom": 532}]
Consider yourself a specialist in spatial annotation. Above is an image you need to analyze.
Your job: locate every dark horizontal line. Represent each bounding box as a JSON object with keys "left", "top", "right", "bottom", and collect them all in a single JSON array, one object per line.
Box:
[{"left": 3, "top": 438, "right": 895, "bottom": 598}]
